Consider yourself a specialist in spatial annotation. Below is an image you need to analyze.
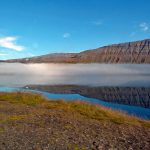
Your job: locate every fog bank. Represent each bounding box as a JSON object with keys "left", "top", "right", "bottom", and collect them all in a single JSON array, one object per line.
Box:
[{"left": 0, "top": 63, "right": 150, "bottom": 87}]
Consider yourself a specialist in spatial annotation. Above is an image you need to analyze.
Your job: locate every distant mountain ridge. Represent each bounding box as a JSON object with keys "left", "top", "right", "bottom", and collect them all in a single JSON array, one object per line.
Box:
[{"left": 4, "top": 39, "right": 150, "bottom": 63}]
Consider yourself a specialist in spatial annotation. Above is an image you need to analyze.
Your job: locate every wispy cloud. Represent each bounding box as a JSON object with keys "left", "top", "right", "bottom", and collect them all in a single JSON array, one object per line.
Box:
[
  {"left": 139, "top": 22, "right": 149, "bottom": 32},
  {"left": 93, "top": 21, "right": 102, "bottom": 26},
  {"left": 130, "top": 31, "right": 137, "bottom": 37},
  {"left": 63, "top": 33, "right": 71, "bottom": 38},
  {"left": 0, "top": 36, "right": 25, "bottom": 51},
  {"left": 32, "top": 43, "right": 39, "bottom": 49}
]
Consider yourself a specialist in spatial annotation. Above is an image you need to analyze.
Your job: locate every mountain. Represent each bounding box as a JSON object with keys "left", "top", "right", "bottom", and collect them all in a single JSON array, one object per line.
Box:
[{"left": 5, "top": 39, "right": 150, "bottom": 63}]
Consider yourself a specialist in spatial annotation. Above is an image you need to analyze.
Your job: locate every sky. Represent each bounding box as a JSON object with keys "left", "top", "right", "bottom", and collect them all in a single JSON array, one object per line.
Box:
[{"left": 0, "top": 0, "right": 150, "bottom": 60}]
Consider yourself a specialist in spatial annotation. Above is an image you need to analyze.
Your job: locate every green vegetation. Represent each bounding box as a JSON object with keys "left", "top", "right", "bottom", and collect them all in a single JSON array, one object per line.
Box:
[{"left": 0, "top": 92, "right": 150, "bottom": 127}]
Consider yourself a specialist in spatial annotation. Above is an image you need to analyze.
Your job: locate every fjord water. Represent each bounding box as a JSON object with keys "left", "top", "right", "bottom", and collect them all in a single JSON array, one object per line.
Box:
[{"left": 0, "top": 63, "right": 150, "bottom": 119}]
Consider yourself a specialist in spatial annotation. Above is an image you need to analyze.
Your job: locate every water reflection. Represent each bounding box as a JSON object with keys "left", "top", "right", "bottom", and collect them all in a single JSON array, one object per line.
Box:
[{"left": 26, "top": 85, "right": 150, "bottom": 108}]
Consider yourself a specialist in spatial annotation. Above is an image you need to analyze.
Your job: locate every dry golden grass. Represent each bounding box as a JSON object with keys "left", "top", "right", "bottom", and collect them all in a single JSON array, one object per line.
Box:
[
  {"left": 0, "top": 92, "right": 45, "bottom": 105},
  {"left": 0, "top": 92, "right": 150, "bottom": 127}
]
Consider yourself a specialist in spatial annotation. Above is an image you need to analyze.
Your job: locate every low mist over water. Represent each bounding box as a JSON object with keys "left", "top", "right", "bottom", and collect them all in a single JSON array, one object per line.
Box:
[{"left": 0, "top": 63, "right": 150, "bottom": 87}]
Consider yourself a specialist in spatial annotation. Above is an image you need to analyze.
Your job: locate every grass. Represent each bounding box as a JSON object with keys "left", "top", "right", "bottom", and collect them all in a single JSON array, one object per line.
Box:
[
  {"left": 0, "top": 92, "right": 45, "bottom": 105},
  {"left": 0, "top": 92, "right": 150, "bottom": 127}
]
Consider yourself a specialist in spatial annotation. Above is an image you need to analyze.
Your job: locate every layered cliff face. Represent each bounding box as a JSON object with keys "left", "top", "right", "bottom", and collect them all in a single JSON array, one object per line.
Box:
[
  {"left": 26, "top": 85, "right": 150, "bottom": 108},
  {"left": 78, "top": 39, "right": 150, "bottom": 63},
  {"left": 5, "top": 39, "right": 150, "bottom": 63}
]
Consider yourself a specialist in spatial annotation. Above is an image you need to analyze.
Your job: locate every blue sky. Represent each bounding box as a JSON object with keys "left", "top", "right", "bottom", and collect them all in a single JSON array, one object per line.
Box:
[{"left": 0, "top": 0, "right": 150, "bottom": 60}]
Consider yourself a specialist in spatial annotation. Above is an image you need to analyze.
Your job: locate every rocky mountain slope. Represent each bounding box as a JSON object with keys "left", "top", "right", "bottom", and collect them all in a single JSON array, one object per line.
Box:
[{"left": 5, "top": 39, "right": 150, "bottom": 63}]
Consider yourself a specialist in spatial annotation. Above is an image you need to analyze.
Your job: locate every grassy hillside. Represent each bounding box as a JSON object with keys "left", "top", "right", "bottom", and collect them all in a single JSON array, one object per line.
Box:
[{"left": 0, "top": 92, "right": 150, "bottom": 150}]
